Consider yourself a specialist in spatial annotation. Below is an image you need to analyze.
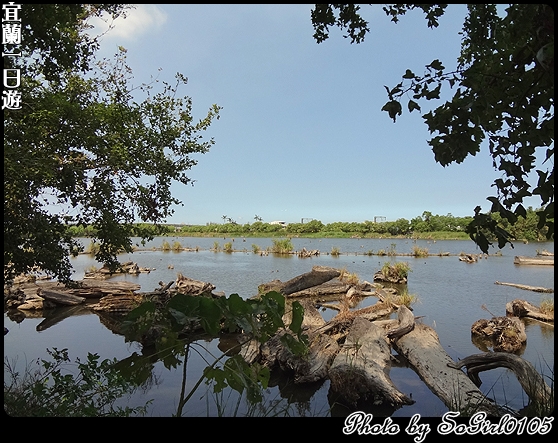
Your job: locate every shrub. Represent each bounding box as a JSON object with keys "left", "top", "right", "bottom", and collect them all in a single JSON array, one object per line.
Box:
[
  {"left": 85, "top": 241, "right": 100, "bottom": 255},
  {"left": 271, "top": 238, "right": 293, "bottom": 254},
  {"left": 381, "top": 261, "right": 412, "bottom": 281},
  {"left": 411, "top": 245, "right": 429, "bottom": 257}
]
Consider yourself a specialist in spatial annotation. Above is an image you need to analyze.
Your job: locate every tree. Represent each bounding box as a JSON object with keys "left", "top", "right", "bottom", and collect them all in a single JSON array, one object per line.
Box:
[
  {"left": 4, "top": 5, "right": 222, "bottom": 283},
  {"left": 310, "top": 4, "right": 554, "bottom": 252}
]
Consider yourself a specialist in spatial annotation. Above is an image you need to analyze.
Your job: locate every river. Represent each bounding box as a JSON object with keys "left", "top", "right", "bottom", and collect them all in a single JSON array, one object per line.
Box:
[{"left": 4, "top": 237, "right": 554, "bottom": 417}]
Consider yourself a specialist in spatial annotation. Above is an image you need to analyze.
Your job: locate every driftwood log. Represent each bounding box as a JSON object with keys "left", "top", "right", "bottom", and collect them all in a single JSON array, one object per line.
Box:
[
  {"left": 448, "top": 352, "right": 553, "bottom": 407},
  {"left": 257, "top": 266, "right": 341, "bottom": 296},
  {"left": 175, "top": 273, "right": 216, "bottom": 296},
  {"left": 39, "top": 289, "right": 86, "bottom": 306},
  {"left": 513, "top": 256, "right": 554, "bottom": 265},
  {"left": 495, "top": 280, "right": 554, "bottom": 293},
  {"left": 249, "top": 268, "right": 551, "bottom": 415},
  {"left": 505, "top": 299, "right": 554, "bottom": 323},
  {"left": 329, "top": 316, "right": 414, "bottom": 408},
  {"left": 391, "top": 322, "right": 508, "bottom": 416}
]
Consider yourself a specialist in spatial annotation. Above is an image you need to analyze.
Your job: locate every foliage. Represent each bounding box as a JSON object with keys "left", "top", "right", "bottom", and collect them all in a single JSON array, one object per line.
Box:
[
  {"left": 310, "top": 4, "right": 554, "bottom": 253},
  {"left": 381, "top": 261, "right": 412, "bottom": 281},
  {"left": 411, "top": 245, "right": 429, "bottom": 257},
  {"left": 118, "top": 291, "right": 308, "bottom": 409},
  {"left": 4, "top": 348, "right": 150, "bottom": 417},
  {"left": 4, "top": 4, "right": 221, "bottom": 284},
  {"left": 270, "top": 238, "right": 294, "bottom": 254}
]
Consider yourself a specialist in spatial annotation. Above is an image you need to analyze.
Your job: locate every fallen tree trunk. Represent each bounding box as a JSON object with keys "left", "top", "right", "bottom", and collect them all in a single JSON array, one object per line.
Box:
[
  {"left": 505, "top": 299, "right": 554, "bottom": 323},
  {"left": 448, "top": 352, "right": 553, "bottom": 407},
  {"left": 513, "top": 256, "right": 554, "bottom": 265},
  {"left": 39, "top": 289, "right": 86, "bottom": 306},
  {"left": 287, "top": 280, "right": 352, "bottom": 298},
  {"left": 391, "top": 322, "right": 508, "bottom": 416},
  {"left": 329, "top": 317, "right": 414, "bottom": 409},
  {"left": 258, "top": 266, "right": 341, "bottom": 296},
  {"left": 495, "top": 281, "right": 554, "bottom": 293}
]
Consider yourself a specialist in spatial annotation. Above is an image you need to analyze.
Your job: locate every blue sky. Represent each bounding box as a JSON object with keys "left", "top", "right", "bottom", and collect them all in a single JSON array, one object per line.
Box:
[{"left": 87, "top": 4, "right": 541, "bottom": 226}]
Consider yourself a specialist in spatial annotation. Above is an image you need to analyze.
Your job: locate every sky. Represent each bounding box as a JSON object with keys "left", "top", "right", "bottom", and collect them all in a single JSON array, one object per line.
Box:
[{"left": 86, "top": 4, "right": 543, "bottom": 226}]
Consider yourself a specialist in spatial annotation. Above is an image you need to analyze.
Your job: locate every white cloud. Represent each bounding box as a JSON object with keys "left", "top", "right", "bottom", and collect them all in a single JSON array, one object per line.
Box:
[{"left": 87, "top": 4, "right": 167, "bottom": 41}]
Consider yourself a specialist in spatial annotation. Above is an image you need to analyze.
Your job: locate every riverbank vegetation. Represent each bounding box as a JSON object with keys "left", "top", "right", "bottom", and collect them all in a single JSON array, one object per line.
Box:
[{"left": 66, "top": 208, "right": 552, "bottom": 244}]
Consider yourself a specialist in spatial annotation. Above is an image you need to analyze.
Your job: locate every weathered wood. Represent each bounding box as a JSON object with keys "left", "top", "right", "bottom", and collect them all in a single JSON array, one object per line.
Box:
[
  {"left": 286, "top": 280, "right": 351, "bottom": 298},
  {"left": 175, "top": 274, "right": 216, "bottom": 295},
  {"left": 329, "top": 317, "right": 414, "bottom": 408},
  {"left": 297, "top": 248, "right": 320, "bottom": 257},
  {"left": 495, "top": 280, "right": 553, "bottom": 293},
  {"left": 258, "top": 266, "right": 341, "bottom": 296},
  {"left": 315, "top": 301, "right": 396, "bottom": 337},
  {"left": 471, "top": 316, "right": 527, "bottom": 353},
  {"left": 448, "top": 352, "right": 553, "bottom": 407},
  {"left": 39, "top": 289, "right": 86, "bottom": 306},
  {"left": 392, "top": 322, "right": 507, "bottom": 416},
  {"left": 459, "top": 253, "right": 480, "bottom": 263},
  {"left": 514, "top": 255, "right": 554, "bottom": 265},
  {"left": 89, "top": 293, "right": 145, "bottom": 313},
  {"left": 505, "top": 299, "right": 554, "bottom": 323},
  {"left": 385, "top": 304, "right": 415, "bottom": 340},
  {"left": 70, "top": 281, "right": 141, "bottom": 298}
]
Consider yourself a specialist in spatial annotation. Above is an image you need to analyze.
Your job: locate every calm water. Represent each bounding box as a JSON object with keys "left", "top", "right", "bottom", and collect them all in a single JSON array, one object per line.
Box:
[{"left": 4, "top": 237, "right": 554, "bottom": 417}]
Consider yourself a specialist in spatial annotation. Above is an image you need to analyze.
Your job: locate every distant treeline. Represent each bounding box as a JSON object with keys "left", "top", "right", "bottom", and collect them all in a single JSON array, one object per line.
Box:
[{"left": 66, "top": 208, "right": 552, "bottom": 243}]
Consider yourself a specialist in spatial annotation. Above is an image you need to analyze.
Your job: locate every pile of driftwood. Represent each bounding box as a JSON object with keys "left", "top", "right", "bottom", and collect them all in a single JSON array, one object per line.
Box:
[
  {"left": 240, "top": 266, "right": 554, "bottom": 416},
  {"left": 84, "top": 261, "right": 153, "bottom": 279},
  {"left": 4, "top": 265, "right": 554, "bottom": 415}
]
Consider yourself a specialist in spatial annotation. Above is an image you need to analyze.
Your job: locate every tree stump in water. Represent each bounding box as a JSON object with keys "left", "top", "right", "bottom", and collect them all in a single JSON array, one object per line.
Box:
[
  {"left": 471, "top": 316, "right": 527, "bottom": 353},
  {"left": 329, "top": 317, "right": 414, "bottom": 409}
]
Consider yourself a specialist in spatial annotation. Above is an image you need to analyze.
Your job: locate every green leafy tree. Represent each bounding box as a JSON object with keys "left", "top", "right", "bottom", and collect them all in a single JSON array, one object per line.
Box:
[
  {"left": 310, "top": 4, "right": 554, "bottom": 252},
  {"left": 4, "top": 4, "right": 221, "bottom": 283}
]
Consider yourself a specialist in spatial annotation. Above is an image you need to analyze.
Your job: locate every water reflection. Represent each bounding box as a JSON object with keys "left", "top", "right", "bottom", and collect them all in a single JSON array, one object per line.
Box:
[{"left": 4, "top": 238, "right": 554, "bottom": 417}]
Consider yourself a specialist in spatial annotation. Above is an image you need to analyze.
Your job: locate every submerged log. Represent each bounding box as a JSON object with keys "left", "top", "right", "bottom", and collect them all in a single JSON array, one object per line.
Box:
[
  {"left": 329, "top": 317, "right": 414, "bottom": 408},
  {"left": 448, "top": 352, "right": 553, "bottom": 407},
  {"left": 495, "top": 280, "right": 554, "bottom": 293},
  {"left": 471, "top": 316, "right": 527, "bottom": 353},
  {"left": 505, "top": 299, "right": 554, "bottom": 323}
]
